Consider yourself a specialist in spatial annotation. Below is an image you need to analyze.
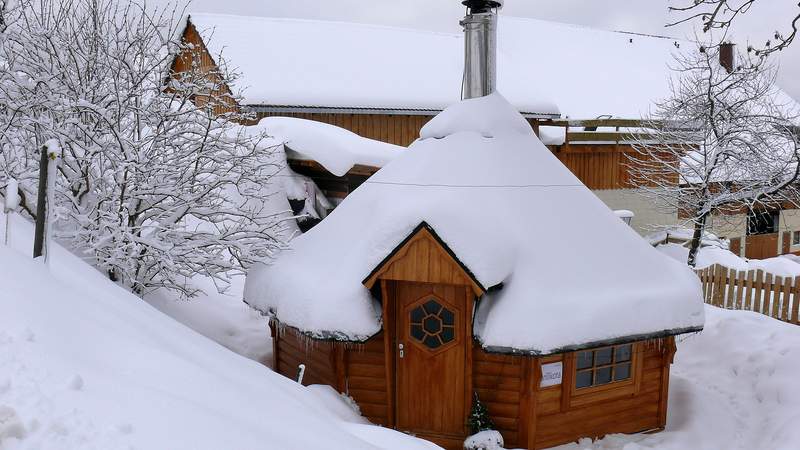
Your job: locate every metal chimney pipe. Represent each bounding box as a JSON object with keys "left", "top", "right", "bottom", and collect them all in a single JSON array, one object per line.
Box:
[{"left": 461, "top": 1, "right": 502, "bottom": 99}]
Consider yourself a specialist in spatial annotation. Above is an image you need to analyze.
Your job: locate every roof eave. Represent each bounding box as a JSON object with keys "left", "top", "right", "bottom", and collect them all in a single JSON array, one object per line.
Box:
[
  {"left": 244, "top": 104, "right": 560, "bottom": 120},
  {"left": 477, "top": 325, "right": 705, "bottom": 357}
]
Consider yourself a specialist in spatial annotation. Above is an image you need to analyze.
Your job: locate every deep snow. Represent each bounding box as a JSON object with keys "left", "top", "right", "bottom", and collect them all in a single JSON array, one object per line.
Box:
[
  {"left": 659, "top": 242, "right": 800, "bottom": 278},
  {"left": 0, "top": 210, "right": 438, "bottom": 450}
]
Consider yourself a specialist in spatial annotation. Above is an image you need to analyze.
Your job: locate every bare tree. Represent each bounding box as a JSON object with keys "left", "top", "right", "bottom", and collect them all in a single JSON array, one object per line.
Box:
[
  {"left": 668, "top": 0, "right": 800, "bottom": 57},
  {"left": 0, "top": 0, "right": 290, "bottom": 297},
  {"left": 628, "top": 46, "right": 800, "bottom": 266}
]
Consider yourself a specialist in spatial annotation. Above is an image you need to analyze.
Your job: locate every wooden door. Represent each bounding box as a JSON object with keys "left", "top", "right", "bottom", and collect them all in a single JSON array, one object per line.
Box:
[{"left": 395, "top": 282, "right": 468, "bottom": 438}]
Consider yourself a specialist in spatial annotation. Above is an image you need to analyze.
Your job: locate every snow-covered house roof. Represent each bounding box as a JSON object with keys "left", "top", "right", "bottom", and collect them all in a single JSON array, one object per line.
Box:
[
  {"left": 187, "top": 13, "right": 692, "bottom": 119},
  {"left": 244, "top": 93, "right": 705, "bottom": 355}
]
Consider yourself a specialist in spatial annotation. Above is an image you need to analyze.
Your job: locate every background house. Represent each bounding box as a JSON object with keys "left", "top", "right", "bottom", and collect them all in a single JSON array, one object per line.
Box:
[{"left": 172, "top": 13, "right": 800, "bottom": 259}]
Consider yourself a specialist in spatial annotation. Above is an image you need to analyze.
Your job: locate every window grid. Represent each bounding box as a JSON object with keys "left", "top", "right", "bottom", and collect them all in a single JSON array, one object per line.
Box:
[{"left": 575, "top": 344, "right": 633, "bottom": 389}]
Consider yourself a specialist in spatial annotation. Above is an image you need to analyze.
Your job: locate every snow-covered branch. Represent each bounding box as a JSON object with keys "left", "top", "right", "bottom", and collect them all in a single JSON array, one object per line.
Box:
[
  {"left": 668, "top": 0, "right": 800, "bottom": 57},
  {"left": 0, "top": 0, "right": 290, "bottom": 297},
  {"left": 628, "top": 45, "right": 800, "bottom": 266}
]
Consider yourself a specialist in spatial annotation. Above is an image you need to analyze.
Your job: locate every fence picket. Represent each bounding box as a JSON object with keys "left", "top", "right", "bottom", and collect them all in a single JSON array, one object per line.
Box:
[
  {"left": 735, "top": 270, "right": 745, "bottom": 310},
  {"left": 694, "top": 266, "right": 800, "bottom": 326},
  {"left": 778, "top": 277, "right": 795, "bottom": 322},
  {"left": 744, "top": 270, "right": 755, "bottom": 310},
  {"left": 771, "top": 276, "right": 783, "bottom": 319},
  {"left": 714, "top": 265, "right": 726, "bottom": 306},
  {"left": 754, "top": 270, "right": 766, "bottom": 313},
  {"left": 792, "top": 276, "right": 800, "bottom": 325},
  {"left": 726, "top": 268, "right": 736, "bottom": 309}
]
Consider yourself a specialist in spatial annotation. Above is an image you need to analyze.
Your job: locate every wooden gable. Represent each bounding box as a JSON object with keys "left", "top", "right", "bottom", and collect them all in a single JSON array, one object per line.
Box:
[
  {"left": 363, "top": 223, "right": 485, "bottom": 296},
  {"left": 169, "top": 21, "right": 240, "bottom": 117}
]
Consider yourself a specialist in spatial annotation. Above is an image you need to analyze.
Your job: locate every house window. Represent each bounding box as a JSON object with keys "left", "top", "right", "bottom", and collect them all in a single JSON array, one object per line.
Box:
[
  {"left": 747, "top": 210, "right": 779, "bottom": 235},
  {"left": 793, "top": 231, "right": 800, "bottom": 246},
  {"left": 575, "top": 344, "right": 632, "bottom": 389}
]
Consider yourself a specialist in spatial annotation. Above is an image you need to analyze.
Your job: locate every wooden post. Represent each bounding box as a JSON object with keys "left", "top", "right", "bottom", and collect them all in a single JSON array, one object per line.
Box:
[{"left": 32, "top": 145, "right": 50, "bottom": 258}]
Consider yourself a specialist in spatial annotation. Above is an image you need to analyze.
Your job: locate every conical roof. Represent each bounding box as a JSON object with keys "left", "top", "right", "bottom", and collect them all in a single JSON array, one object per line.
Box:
[{"left": 244, "top": 93, "right": 704, "bottom": 354}]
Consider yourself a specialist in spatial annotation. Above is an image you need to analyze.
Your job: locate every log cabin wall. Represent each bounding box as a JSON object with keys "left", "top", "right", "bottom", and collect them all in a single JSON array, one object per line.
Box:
[
  {"left": 271, "top": 324, "right": 338, "bottom": 387},
  {"left": 272, "top": 319, "right": 675, "bottom": 450},
  {"left": 270, "top": 323, "right": 391, "bottom": 426},
  {"left": 530, "top": 338, "right": 674, "bottom": 450},
  {"left": 343, "top": 333, "right": 391, "bottom": 426},
  {"left": 472, "top": 348, "right": 529, "bottom": 448}
]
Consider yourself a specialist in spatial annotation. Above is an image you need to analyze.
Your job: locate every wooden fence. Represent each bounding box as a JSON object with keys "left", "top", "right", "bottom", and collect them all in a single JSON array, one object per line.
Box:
[{"left": 696, "top": 264, "right": 800, "bottom": 324}]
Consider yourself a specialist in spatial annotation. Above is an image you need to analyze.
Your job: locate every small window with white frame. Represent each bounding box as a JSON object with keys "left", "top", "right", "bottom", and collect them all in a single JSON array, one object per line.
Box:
[{"left": 793, "top": 230, "right": 800, "bottom": 246}]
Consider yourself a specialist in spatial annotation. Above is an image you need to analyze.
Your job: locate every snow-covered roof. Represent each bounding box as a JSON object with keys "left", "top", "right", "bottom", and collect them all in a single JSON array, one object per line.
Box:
[
  {"left": 187, "top": 13, "right": 695, "bottom": 119},
  {"left": 251, "top": 117, "right": 404, "bottom": 176},
  {"left": 244, "top": 93, "right": 705, "bottom": 354}
]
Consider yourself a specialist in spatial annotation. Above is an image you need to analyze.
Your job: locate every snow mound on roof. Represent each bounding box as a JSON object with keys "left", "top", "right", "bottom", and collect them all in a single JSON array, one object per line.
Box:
[
  {"left": 420, "top": 93, "right": 533, "bottom": 139},
  {"left": 253, "top": 117, "right": 403, "bottom": 176},
  {"left": 244, "top": 92, "right": 704, "bottom": 353},
  {"left": 0, "top": 212, "right": 432, "bottom": 449}
]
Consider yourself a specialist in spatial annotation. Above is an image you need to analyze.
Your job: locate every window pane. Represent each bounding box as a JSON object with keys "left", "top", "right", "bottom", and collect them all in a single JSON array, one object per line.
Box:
[
  {"left": 596, "top": 367, "right": 612, "bottom": 385},
  {"left": 615, "top": 344, "right": 632, "bottom": 362},
  {"left": 440, "top": 308, "right": 455, "bottom": 326},
  {"left": 575, "top": 370, "right": 593, "bottom": 388},
  {"left": 576, "top": 351, "right": 593, "bottom": 370},
  {"left": 423, "top": 300, "right": 442, "bottom": 315},
  {"left": 423, "top": 335, "right": 441, "bottom": 349},
  {"left": 595, "top": 347, "right": 612, "bottom": 366},
  {"left": 614, "top": 363, "right": 631, "bottom": 381},
  {"left": 440, "top": 326, "right": 454, "bottom": 343},
  {"left": 410, "top": 307, "right": 425, "bottom": 324}
]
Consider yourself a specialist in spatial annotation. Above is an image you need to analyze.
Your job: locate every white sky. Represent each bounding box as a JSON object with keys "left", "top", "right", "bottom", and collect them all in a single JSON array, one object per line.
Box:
[{"left": 173, "top": 0, "right": 800, "bottom": 101}]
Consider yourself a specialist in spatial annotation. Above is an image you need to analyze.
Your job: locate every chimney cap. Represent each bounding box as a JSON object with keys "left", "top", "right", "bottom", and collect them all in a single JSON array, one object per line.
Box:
[{"left": 462, "top": 0, "right": 503, "bottom": 13}]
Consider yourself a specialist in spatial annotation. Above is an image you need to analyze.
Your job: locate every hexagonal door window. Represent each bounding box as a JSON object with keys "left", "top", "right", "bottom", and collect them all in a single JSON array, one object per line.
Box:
[{"left": 409, "top": 299, "right": 456, "bottom": 350}]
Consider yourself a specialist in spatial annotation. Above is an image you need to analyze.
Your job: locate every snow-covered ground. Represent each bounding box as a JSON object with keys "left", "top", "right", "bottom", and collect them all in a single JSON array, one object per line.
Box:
[
  {"left": 144, "top": 275, "right": 273, "bottom": 365},
  {"left": 3, "top": 209, "right": 799, "bottom": 450},
  {"left": 554, "top": 305, "right": 800, "bottom": 450},
  {"left": 0, "top": 211, "right": 438, "bottom": 450}
]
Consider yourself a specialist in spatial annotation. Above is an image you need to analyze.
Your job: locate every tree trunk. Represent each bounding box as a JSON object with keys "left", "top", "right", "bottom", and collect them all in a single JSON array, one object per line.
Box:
[
  {"left": 687, "top": 214, "right": 708, "bottom": 267},
  {"left": 32, "top": 146, "right": 50, "bottom": 258}
]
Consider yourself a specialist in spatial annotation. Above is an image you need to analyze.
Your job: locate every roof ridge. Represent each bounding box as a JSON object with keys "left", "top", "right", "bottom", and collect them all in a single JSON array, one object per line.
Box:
[
  {"left": 188, "top": 12, "right": 462, "bottom": 39},
  {"left": 188, "top": 11, "right": 686, "bottom": 44}
]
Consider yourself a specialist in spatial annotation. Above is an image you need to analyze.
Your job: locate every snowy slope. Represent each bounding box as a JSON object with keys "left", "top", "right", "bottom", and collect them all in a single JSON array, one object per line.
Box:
[
  {"left": 0, "top": 212, "right": 438, "bottom": 450},
  {"left": 554, "top": 306, "right": 800, "bottom": 450}
]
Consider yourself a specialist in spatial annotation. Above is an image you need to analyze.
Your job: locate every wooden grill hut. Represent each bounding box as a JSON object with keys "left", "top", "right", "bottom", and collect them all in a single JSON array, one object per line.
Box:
[
  {"left": 244, "top": 3, "right": 704, "bottom": 449},
  {"left": 244, "top": 93, "right": 704, "bottom": 450}
]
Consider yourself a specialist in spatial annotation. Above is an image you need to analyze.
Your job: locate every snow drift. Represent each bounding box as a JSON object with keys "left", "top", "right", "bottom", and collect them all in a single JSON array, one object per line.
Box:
[{"left": 0, "top": 211, "right": 437, "bottom": 450}]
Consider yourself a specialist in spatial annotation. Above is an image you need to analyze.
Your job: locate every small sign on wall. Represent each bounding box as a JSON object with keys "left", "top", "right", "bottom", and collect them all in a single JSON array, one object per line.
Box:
[{"left": 540, "top": 362, "right": 563, "bottom": 388}]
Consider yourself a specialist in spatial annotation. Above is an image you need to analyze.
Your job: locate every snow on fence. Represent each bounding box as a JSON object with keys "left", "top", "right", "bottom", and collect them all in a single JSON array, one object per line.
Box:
[{"left": 696, "top": 264, "right": 800, "bottom": 325}]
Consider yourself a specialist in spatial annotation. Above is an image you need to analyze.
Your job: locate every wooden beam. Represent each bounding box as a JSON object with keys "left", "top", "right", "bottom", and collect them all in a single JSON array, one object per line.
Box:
[
  {"left": 287, "top": 159, "right": 381, "bottom": 177},
  {"left": 566, "top": 131, "right": 652, "bottom": 143}
]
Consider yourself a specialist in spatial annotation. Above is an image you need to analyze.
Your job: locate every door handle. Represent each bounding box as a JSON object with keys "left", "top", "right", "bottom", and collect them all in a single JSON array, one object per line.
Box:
[{"left": 398, "top": 343, "right": 404, "bottom": 359}]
